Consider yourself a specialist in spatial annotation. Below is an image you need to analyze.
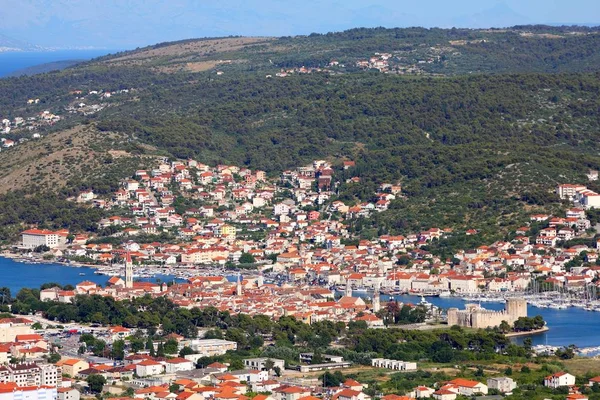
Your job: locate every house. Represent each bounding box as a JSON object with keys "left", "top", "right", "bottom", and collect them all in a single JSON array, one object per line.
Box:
[
  {"left": 332, "top": 389, "right": 368, "bottom": 400},
  {"left": 445, "top": 379, "right": 488, "bottom": 396},
  {"left": 229, "top": 369, "right": 268, "bottom": 383},
  {"left": 0, "top": 383, "right": 57, "bottom": 400},
  {"left": 57, "top": 387, "right": 80, "bottom": 400},
  {"left": 165, "top": 358, "right": 195, "bottom": 373},
  {"left": 108, "top": 326, "right": 131, "bottom": 341},
  {"left": 487, "top": 377, "right": 516, "bottom": 393},
  {"left": 206, "top": 362, "right": 229, "bottom": 373},
  {"left": 565, "top": 395, "right": 588, "bottom": 400},
  {"left": 135, "top": 359, "right": 164, "bottom": 377},
  {"left": 355, "top": 314, "right": 384, "bottom": 328},
  {"left": 371, "top": 359, "right": 417, "bottom": 371},
  {"left": 432, "top": 389, "right": 456, "bottom": 400},
  {"left": 544, "top": 372, "right": 575, "bottom": 388},
  {"left": 409, "top": 386, "right": 434, "bottom": 398},
  {"left": 243, "top": 358, "right": 285, "bottom": 371},
  {"left": 57, "top": 359, "right": 89, "bottom": 377},
  {"left": 273, "top": 386, "right": 311, "bottom": 400}
]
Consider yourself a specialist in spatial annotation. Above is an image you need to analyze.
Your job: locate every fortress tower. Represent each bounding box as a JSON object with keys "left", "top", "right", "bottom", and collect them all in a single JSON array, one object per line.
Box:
[{"left": 506, "top": 298, "right": 527, "bottom": 320}]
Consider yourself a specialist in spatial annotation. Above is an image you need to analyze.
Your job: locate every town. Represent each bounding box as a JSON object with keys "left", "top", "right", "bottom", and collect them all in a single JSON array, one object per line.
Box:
[{"left": 1, "top": 155, "right": 599, "bottom": 400}]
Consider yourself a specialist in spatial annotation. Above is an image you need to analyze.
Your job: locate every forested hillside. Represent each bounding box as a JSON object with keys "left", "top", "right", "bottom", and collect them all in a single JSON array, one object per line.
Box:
[{"left": 1, "top": 25, "right": 600, "bottom": 240}]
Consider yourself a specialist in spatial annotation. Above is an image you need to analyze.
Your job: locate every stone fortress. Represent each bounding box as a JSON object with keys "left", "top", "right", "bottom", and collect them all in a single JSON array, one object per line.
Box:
[{"left": 447, "top": 298, "right": 527, "bottom": 329}]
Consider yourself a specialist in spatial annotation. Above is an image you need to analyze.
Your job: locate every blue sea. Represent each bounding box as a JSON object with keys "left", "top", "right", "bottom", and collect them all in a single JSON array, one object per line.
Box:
[
  {"left": 0, "top": 50, "right": 118, "bottom": 78},
  {"left": 0, "top": 256, "right": 181, "bottom": 295}
]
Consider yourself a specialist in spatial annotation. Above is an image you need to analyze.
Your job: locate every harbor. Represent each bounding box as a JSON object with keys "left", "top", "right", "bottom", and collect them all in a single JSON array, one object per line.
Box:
[{"left": 4, "top": 254, "right": 600, "bottom": 352}]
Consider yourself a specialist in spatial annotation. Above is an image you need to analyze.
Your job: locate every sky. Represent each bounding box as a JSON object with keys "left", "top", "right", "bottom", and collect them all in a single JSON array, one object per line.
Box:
[{"left": 0, "top": 0, "right": 599, "bottom": 49}]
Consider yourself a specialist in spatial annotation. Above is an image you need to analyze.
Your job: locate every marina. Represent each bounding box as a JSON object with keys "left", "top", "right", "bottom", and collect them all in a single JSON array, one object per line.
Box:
[
  {"left": 0, "top": 256, "right": 185, "bottom": 295},
  {"left": 4, "top": 256, "right": 600, "bottom": 351}
]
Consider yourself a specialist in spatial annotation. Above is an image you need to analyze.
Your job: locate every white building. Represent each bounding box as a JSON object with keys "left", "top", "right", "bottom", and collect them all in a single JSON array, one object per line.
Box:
[
  {"left": 231, "top": 369, "right": 268, "bottom": 383},
  {"left": 557, "top": 184, "right": 587, "bottom": 200},
  {"left": 57, "top": 388, "right": 79, "bottom": 400},
  {"left": 371, "top": 358, "right": 417, "bottom": 371},
  {"left": 135, "top": 360, "right": 164, "bottom": 377},
  {"left": 21, "top": 230, "right": 64, "bottom": 249},
  {"left": 186, "top": 339, "right": 237, "bottom": 357},
  {"left": 544, "top": 372, "right": 575, "bottom": 388},
  {"left": 445, "top": 379, "right": 488, "bottom": 396},
  {"left": 243, "top": 358, "right": 285, "bottom": 371},
  {"left": 164, "top": 358, "right": 194, "bottom": 374},
  {"left": 0, "top": 383, "right": 57, "bottom": 400},
  {"left": 487, "top": 377, "right": 516, "bottom": 393}
]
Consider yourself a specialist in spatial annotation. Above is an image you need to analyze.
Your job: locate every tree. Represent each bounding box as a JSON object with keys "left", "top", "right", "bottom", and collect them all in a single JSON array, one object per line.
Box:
[
  {"left": 87, "top": 374, "right": 106, "bottom": 393},
  {"left": 555, "top": 345, "right": 576, "bottom": 360},
  {"left": 33, "top": 245, "right": 50, "bottom": 253},
  {"left": 498, "top": 320, "right": 511, "bottom": 334},
  {"left": 156, "top": 342, "right": 165, "bottom": 357},
  {"left": 111, "top": 340, "right": 125, "bottom": 360},
  {"left": 179, "top": 346, "right": 196, "bottom": 357},
  {"left": 311, "top": 351, "right": 324, "bottom": 365},
  {"left": 47, "top": 353, "right": 61, "bottom": 364},
  {"left": 163, "top": 338, "right": 179, "bottom": 355},
  {"left": 0, "top": 288, "right": 11, "bottom": 305},
  {"left": 131, "top": 337, "right": 145, "bottom": 353},
  {"left": 322, "top": 371, "right": 345, "bottom": 387},
  {"left": 239, "top": 252, "right": 256, "bottom": 264},
  {"left": 264, "top": 359, "right": 275, "bottom": 371}
]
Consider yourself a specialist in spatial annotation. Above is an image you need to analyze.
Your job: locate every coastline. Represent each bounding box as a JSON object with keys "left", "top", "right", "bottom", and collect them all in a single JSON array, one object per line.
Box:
[
  {"left": 505, "top": 326, "right": 549, "bottom": 338},
  {"left": 0, "top": 251, "right": 242, "bottom": 281},
  {"left": 0, "top": 251, "right": 98, "bottom": 269}
]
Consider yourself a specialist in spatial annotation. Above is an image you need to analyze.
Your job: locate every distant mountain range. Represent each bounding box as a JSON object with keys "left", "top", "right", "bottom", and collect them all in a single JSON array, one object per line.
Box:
[{"left": 0, "top": 33, "right": 44, "bottom": 52}]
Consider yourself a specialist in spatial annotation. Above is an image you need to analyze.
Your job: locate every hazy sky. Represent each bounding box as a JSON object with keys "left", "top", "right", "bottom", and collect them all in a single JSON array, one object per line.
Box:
[{"left": 1, "top": 0, "right": 599, "bottom": 49}]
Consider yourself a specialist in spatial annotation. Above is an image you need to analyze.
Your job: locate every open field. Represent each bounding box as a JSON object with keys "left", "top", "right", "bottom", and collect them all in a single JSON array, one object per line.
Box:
[{"left": 106, "top": 37, "right": 274, "bottom": 64}]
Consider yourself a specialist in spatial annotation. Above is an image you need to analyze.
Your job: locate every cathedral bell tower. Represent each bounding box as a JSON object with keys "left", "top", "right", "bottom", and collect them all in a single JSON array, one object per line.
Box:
[{"left": 125, "top": 252, "right": 133, "bottom": 289}]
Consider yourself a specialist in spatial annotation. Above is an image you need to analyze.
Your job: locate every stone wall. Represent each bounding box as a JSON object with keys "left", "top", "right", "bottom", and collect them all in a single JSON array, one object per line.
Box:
[{"left": 447, "top": 298, "right": 527, "bottom": 329}]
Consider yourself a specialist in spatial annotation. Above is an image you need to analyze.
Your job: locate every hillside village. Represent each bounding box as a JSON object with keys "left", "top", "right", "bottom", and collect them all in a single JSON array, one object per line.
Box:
[{"left": 15, "top": 157, "right": 600, "bottom": 314}]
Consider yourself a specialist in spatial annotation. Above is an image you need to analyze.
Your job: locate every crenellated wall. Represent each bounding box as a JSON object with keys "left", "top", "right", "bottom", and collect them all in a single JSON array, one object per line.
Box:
[{"left": 447, "top": 298, "right": 527, "bottom": 329}]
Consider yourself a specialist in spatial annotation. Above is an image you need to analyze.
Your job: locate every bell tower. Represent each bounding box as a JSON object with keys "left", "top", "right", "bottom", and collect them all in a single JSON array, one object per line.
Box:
[
  {"left": 236, "top": 274, "right": 243, "bottom": 296},
  {"left": 345, "top": 282, "right": 352, "bottom": 298},
  {"left": 125, "top": 252, "right": 133, "bottom": 289},
  {"left": 372, "top": 281, "right": 381, "bottom": 313}
]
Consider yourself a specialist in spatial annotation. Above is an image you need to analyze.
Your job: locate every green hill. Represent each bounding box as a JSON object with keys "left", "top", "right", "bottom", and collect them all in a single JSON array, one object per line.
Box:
[{"left": 1, "top": 26, "right": 600, "bottom": 241}]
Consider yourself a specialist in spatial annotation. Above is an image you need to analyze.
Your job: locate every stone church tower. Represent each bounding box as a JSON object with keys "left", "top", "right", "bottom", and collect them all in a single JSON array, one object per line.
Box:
[
  {"left": 125, "top": 252, "right": 133, "bottom": 289},
  {"left": 345, "top": 282, "right": 352, "bottom": 298},
  {"left": 236, "top": 274, "right": 243, "bottom": 296},
  {"left": 372, "top": 282, "right": 381, "bottom": 313}
]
